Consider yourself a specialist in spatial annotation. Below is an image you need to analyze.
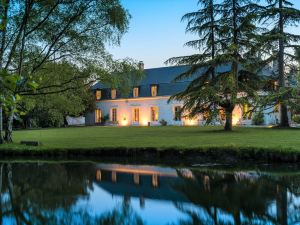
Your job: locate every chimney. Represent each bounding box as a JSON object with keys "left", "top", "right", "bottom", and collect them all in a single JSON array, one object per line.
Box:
[{"left": 138, "top": 61, "right": 144, "bottom": 71}]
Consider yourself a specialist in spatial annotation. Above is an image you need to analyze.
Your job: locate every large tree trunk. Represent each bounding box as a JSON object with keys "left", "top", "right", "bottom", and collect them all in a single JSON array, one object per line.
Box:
[
  {"left": 4, "top": 107, "right": 14, "bottom": 143},
  {"left": 0, "top": 106, "right": 3, "bottom": 144},
  {"left": 224, "top": 107, "right": 233, "bottom": 131},
  {"left": 278, "top": 0, "right": 289, "bottom": 127},
  {"left": 276, "top": 185, "right": 287, "bottom": 225}
]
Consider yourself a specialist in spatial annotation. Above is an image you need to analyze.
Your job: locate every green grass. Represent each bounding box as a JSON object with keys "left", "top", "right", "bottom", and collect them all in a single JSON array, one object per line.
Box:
[{"left": 1, "top": 126, "right": 300, "bottom": 152}]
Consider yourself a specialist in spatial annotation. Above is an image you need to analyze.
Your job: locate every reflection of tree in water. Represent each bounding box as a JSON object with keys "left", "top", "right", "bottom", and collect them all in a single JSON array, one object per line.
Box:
[
  {"left": 41, "top": 200, "right": 144, "bottom": 225},
  {"left": 97, "top": 200, "right": 144, "bottom": 225},
  {"left": 0, "top": 163, "right": 95, "bottom": 224},
  {"left": 174, "top": 169, "right": 300, "bottom": 225},
  {"left": 0, "top": 163, "right": 145, "bottom": 225}
]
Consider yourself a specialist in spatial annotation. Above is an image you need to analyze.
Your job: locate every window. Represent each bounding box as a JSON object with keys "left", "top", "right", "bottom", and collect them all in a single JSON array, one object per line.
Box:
[
  {"left": 174, "top": 106, "right": 182, "bottom": 121},
  {"left": 95, "top": 109, "right": 102, "bottom": 123},
  {"left": 133, "top": 87, "right": 139, "bottom": 98},
  {"left": 95, "top": 90, "right": 101, "bottom": 100},
  {"left": 151, "top": 107, "right": 159, "bottom": 122},
  {"left": 111, "top": 108, "right": 117, "bottom": 122},
  {"left": 151, "top": 85, "right": 158, "bottom": 97},
  {"left": 111, "top": 89, "right": 117, "bottom": 99},
  {"left": 152, "top": 174, "right": 158, "bottom": 187},
  {"left": 133, "top": 108, "right": 140, "bottom": 122},
  {"left": 243, "top": 104, "right": 252, "bottom": 120},
  {"left": 219, "top": 109, "right": 226, "bottom": 121}
]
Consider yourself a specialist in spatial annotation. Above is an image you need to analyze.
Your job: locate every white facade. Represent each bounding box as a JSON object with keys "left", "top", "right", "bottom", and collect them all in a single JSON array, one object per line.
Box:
[{"left": 86, "top": 95, "right": 281, "bottom": 126}]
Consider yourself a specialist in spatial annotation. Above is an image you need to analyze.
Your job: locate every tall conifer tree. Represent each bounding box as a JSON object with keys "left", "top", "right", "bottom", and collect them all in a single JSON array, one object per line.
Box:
[
  {"left": 167, "top": 0, "right": 263, "bottom": 131},
  {"left": 259, "top": 0, "right": 300, "bottom": 127}
]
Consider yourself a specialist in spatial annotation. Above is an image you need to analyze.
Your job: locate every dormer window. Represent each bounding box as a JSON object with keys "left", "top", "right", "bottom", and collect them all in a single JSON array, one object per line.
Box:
[
  {"left": 111, "top": 89, "right": 117, "bottom": 99},
  {"left": 96, "top": 90, "right": 101, "bottom": 100},
  {"left": 133, "top": 87, "right": 139, "bottom": 98},
  {"left": 151, "top": 85, "right": 158, "bottom": 97}
]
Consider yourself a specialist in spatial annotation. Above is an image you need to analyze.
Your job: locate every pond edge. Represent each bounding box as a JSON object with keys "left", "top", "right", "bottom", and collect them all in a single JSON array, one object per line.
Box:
[{"left": 0, "top": 147, "right": 299, "bottom": 163}]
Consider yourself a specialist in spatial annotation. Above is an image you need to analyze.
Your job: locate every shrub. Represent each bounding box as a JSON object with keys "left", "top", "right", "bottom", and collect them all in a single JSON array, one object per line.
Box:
[
  {"left": 292, "top": 115, "right": 300, "bottom": 124},
  {"left": 252, "top": 111, "right": 265, "bottom": 125},
  {"left": 159, "top": 119, "right": 167, "bottom": 126},
  {"left": 101, "top": 115, "right": 109, "bottom": 125}
]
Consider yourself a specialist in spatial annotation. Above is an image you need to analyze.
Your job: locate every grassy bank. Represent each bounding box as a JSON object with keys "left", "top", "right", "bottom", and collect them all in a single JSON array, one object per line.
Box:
[{"left": 0, "top": 126, "right": 299, "bottom": 162}]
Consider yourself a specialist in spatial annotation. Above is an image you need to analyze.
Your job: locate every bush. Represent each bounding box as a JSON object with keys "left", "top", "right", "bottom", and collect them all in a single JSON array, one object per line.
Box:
[
  {"left": 292, "top": 115, "right": 300, "bottom": 124},
  {"left": 159, "top": 119, "right": 167, "bottom": 126},
  {"left": 101, "top": 115, "right": 109, "bottom": 125},
  {"left": 252, "top": 111, "right": 265, "bottom": 125}
]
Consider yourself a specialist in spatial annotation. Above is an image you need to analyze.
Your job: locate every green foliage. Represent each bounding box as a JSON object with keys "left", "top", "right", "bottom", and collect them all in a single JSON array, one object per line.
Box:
[
  {"left": 256, "top": 0, "right": 300, "bottom": 126},
  {"left": 159, "top": 119, "right": 168, "bottom": 126},
  {"left": 0, "top": 0, "right": 131, "bottom": 141},
  {"left": 107, "top": 58, "right": 145, "bottom": 97},
  {"left": 101, "top": 115, "right": 110, "bottom": 125},
  {"left": 167, "top": 0, "right": 264, "bottom": 131},
  {"left": 252, "top": 111, "right": 265, "bottom": 126},
  {"left": 292, "top": 115, "right": 300, "bottom": 124},
  {"left": 20, "top": 62, "right": 95, "bottom": 128}
]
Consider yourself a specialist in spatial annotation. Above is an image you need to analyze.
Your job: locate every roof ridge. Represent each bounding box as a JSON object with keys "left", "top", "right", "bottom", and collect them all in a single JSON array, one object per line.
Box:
[{"left": 145, "top": 64, "right": 189, "bottom": 71}]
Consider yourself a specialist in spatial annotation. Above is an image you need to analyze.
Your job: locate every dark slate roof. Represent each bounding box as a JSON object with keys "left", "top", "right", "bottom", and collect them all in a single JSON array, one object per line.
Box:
[{"left": 92, "top": 64, "right": 273, "bottom": 100}]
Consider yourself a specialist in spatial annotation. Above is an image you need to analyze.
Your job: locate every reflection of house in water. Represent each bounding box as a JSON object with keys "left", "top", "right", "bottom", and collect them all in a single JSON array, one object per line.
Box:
[{"left": 94, "top": 164, "right": 189, "bottom": 204}]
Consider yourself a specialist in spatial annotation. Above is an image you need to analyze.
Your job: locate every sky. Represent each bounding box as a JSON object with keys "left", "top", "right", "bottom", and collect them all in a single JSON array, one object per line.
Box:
[{"left": 107, "top": 0, "right": 300, "bottom": 69}]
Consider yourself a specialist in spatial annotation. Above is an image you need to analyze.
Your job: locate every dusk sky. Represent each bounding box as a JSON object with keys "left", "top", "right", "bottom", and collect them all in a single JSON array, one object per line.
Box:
[{"left": 107, "top": 0, "right": 300, "bottom": 69}]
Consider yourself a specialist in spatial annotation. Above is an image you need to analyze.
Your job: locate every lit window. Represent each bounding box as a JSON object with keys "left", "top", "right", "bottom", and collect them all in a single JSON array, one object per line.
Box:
[
  {"left": 111, "top": 89, "right": 117, "bottom": 99},
  {"left": 133, "top": 108, "right": 139, "bottom": 122},
  {"left": 133, "top": 87, "right": 139, "bottom": 98},
  {"left": 133, "top": 173, "right": 140, "bottom": 185},
  {"left": 112, "top": 171, "right": 117, "bottom": 182},
  {"left": 152, "top": 174, "right": 159, "bottom": 187},
  {"left": 96, "top": 90, "right": 101, "bottom": 100},
  {"left": 151, "top": 107, "right": 159, "bottom": 122},
  {"left": 151, "top": 85, "right": 157, "bottom": 97},
  {"left": 219, "top": 109, "right": 226, "bottom": 121},
  {"left": 111, "top": 108, "right": 117, "bottom": 122},
  {"left": 95, "top": 109, "right": 102, "bottom": 123},
  {"left": 243, "top": 104, "right": 252, "bottom": 120},
  {"left": 275, "top": 104, "right": 279, "bottom": 113},
  {"left": 96, "top": 170, "right": 102, "bottom": 181},
  {"left": 174, "top": 106, "right": 182, "bottom": 121}
]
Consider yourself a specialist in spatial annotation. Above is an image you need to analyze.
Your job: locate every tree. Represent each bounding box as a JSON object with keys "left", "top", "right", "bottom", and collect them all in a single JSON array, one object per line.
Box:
[
  {"left": 0, "top": 0, "right": 130, "bottom": 142},
  {"left": 18, "top": 59, "right": 143, "bottom": 128},
  {"left": 258, "top": 0, "right": 300, "bottom": 127},
  {"left": 167, "top": 0, "right": 263, "bottom": 131},
  {"left": 19, "top": 61, "right": 95, "bottom": 128}
]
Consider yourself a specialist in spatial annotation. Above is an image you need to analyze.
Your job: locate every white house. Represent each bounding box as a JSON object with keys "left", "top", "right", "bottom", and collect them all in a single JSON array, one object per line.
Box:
[{"left": 85, "top": 63, "right": 281, "bottom": 126}]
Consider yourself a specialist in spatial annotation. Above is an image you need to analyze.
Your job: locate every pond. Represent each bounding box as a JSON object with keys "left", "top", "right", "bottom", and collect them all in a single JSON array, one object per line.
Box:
[{"left": 0, "top": 161, "right": 299, "bottom": 225}]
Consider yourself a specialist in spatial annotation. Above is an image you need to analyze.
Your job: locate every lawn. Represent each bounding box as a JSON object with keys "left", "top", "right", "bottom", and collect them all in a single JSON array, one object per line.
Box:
[{"left": 1, "top": 126, "right": 300, "bottom": 152}]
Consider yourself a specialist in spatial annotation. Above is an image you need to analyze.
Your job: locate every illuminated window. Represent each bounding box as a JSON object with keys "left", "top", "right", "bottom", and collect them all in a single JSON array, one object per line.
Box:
[
  {"left": 95, "top": 90, "right": 101, "bottom": 100},
  {"left": 275, "top": 104, "right": 279, "bottom": 113},
  {"left": 243, "top": 104, "right": 252, "bottom": 120},
  {"left": 111, "top": 108, "right": 117, "bottom": 122},
  {"left": 133, "top": 87, "right": 139, "bottom": 98},
  {"left": 111, "top": 89, "right": 117, "bottom": 99},
  {"left": 133, "top": 173, "right": 140, "bottom": 185},
  {"left": 203, "top": 111, "right": 211, "bottom": 121},
  {"left": 95, "top": 109, "right": 102, "bottom": 123},
  {"left": 174, "top": 106, "right": 182, "bottom": 121},
  {"left": 151, "top": 85, "right": 157, "bottom": 97},
  {"left": 112, "top": 171, "right": 117, "bottom": 182},
  {"left": 151, "top": 107, "right": 159, "bottom": 122},
  {"left": 133, "top": 108, "right": 139, "bottom": 122},
  {"left": 219, "top": 109, "right": 226, "bottom": 121},
  {"left": 152, "top": 174, "right": 159, "bottom": 187},
  {"left": 96, "top": 170, "right": 102, "bottom": 181}
]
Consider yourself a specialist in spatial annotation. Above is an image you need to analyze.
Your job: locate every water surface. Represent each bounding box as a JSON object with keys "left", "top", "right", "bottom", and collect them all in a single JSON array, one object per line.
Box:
[{"left": 0, "top": 162, "right": 299, "bottom": 225}]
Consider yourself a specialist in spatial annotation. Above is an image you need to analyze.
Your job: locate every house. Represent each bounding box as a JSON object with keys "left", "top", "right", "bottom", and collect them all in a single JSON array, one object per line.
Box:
[{"left": 85, "top": 62, "right": 281, "bottom": 126}]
